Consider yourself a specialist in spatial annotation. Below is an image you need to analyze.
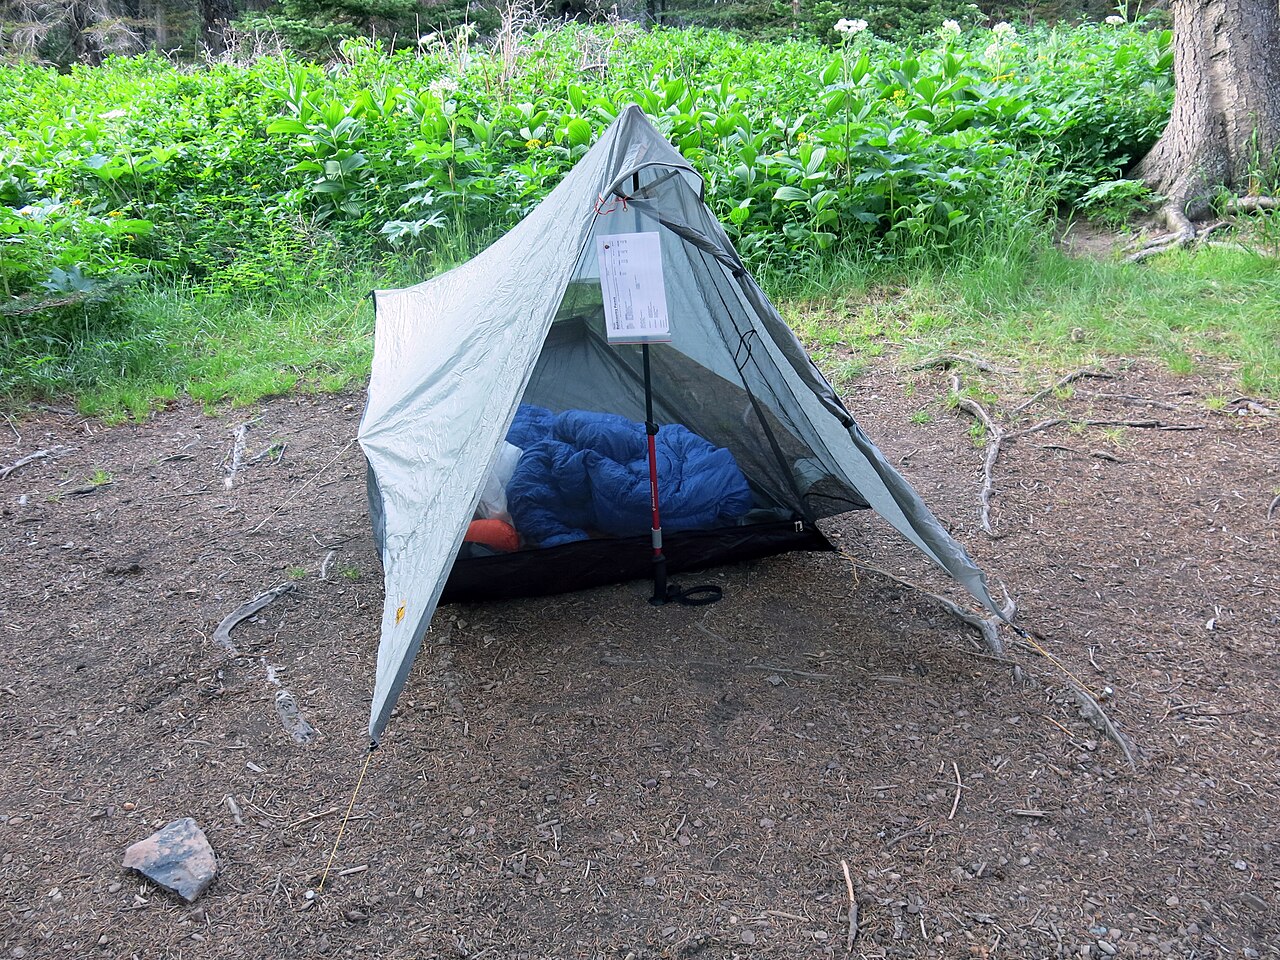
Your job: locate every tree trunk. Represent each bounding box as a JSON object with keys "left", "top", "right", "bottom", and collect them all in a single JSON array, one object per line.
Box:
[
  {"left": 199, "top": 0, "right": 234, "bottom": 56},
  {"left": 67, "top": 0, "right": 103, "bottom": 64},
  {"left": 1136, "top": 0, "right": 1280, "bottom": 215}
]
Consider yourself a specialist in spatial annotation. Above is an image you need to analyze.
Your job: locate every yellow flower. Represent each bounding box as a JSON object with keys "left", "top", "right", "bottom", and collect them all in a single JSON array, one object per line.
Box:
[
  {"left": 525, "top": 138, "right": 543, "bottom": 149},
  {"left": 108, "top": 210, "right": 123, "bottom": 217},
  {"left": 797, "top": 131, "right": 809, "bottom": 142},
  {"left": 71, "top": 198, "right": 83, "bottom": 206}
]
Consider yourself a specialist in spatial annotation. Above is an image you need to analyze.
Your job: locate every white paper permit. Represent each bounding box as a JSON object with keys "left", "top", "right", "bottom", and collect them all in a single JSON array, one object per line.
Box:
[{"left": 596, "top": 232, "right": 671, "bottom": 344}]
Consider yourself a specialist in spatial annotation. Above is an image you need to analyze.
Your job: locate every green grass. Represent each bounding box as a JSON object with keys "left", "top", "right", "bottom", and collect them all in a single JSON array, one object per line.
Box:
[
  {"left": 15, "top": 274, "right": 379, "bottom": 420},
  {"left": 2, "top": 233, "right": 1277, "bottom": 418},
  {"left": 784, "top": 241, "right": 1280, "bottom": 396}
]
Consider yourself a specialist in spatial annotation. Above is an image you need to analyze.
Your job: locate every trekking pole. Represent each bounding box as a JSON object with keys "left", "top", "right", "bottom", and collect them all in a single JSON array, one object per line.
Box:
[{"left": 642, "top": 341, "right": 668, "bottom": 605}]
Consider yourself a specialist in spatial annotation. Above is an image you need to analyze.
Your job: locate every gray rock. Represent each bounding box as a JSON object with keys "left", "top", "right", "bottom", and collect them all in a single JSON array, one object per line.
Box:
[{"left": 122, "top": 818, "right": 217, "bottom": 902}]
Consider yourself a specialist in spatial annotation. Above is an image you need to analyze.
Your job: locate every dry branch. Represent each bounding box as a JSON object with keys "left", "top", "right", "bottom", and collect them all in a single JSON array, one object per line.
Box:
[
  {"left": 840, "top": 860, "right": 859, "bottom": 952},
  {"left": 948, "top": 761, "right": 963, "bottom": 820},
  {"left": 1268, "top": 494, "right": 1280, "bottom": 522}
]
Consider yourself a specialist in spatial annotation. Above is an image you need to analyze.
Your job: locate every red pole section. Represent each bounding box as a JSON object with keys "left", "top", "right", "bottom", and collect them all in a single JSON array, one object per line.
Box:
[{"left": 647, "top": 432, "right": 661, "bottom": 557}]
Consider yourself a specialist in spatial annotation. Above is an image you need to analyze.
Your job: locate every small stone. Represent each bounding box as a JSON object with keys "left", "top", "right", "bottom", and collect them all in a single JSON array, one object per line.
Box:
[
  {"left": 122, "top": 802, "right": 136, "bottom": 812},
  {"left": 462, "top": 806, "right": 475, "bottom": 818},
  {"left": 107, "top": 882, "right": 122, "bottom": 894},
  {"left": 96, "top": 935, "right": 110, "bottom": 948},
  {"left": 813, "top": 931, "right": 828, "bottom": 941},
  {"left": 766, "top": 675, "right": 783, "bottom": 687},
  {"left": 122, "top": 818, "right": 217, "bottom": 903},
  {"left": 759, "top": 818, "right": 775, "bottom": 829},
  {"left": 1185, "top": 922, "right": 1200, "bottom": 936},
  {"left": 12, "top": 948, "right": 27, "bottom": 958},
  {"left": 1233, "top": 860, "right": 1248, "bottom": 871},
  {"left": 739, "top": 929, "right": 756, "bottom": 945},
  {"left": 1098, "top": 941, "right": 1117, "bottom": 956},
  {"left": 316, "top": 934, "right": 330, "bottom": 953},
  {"left": 345, "top": 909, "right": 367, "bottom": 922}
]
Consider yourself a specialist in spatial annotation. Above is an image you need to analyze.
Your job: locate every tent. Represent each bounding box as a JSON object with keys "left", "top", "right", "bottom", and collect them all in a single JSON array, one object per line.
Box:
[{"left": 358, "top": 105, "right": 998, "bottom": 745}]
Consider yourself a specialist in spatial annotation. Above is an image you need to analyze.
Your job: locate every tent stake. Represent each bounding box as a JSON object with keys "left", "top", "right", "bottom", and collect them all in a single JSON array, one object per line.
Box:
[{"left": 642, "top": 342, "right": 668, "bottom": 605}]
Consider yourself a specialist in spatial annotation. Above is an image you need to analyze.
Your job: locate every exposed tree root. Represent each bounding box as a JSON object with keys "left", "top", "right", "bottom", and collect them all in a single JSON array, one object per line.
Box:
[
  {"left": 840, "top": 550, "right": 1014, "bottom": 656},
  {"left": 839, "top": 550, "right": 1138, "bottom": 767},
  {"left": 212, "top": 583, "right": 297, "bottom": 654},
  {"left": 1, "top": 446, "right": 72, "bottom": 480},
  {"left": 1127, "top": 202, "right": 1198, "bottom": 262},
  {"left": 1009, "top": 368, "right": 1111, "bottom": 415},
  {"left": 914, "top": 354, "right": 1017, "bottom": 376},
  {"left": 1227, "top": 196, "right": 1278, "bottom": 213},
  {"left": 947, "top": 371, "right": 1004, "bottom": 537},
  {"left": 1128, "top": 193, "right": 1277, "bottom": 263},
  {"left": 928, "top": 358, "right": 1201, "bottom": 536}
]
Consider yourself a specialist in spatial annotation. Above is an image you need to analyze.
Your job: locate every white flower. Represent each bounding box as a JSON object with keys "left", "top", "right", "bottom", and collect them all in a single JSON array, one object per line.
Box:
[
  {"left": 992, "top": 20, "right": 1016, "bottom": 38},
  {"left": 428, "top": 76, "right": 459, "bottom": 96},
  {"left": 1105, "top": 14, "right": 1126, "bottom": 24},
  {"left": 416, "top": 32, "right": 437, "bottom": 46},
  {"left": 984, "top": 42, "right": 1001, "bottom": 60},
  {"left": 940, "top": 19, "right": 962, "bottom": 37},
  {"left": 835, "top": 17, "right": 868, "bottom": 34}
]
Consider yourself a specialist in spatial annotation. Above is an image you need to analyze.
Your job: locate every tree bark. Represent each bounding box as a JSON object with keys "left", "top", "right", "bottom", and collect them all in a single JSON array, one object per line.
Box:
[
  {"left": 199, "top": 0, "right": 235, "bottom": 56},
  {"left": 67, "top": 0, "right": 103, "bottom": 64},
  {"left": 1137, "top": 0, "right": 1280, "bottom": 215}
]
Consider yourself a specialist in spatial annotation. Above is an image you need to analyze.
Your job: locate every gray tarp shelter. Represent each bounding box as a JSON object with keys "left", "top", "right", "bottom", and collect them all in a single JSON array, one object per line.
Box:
[{"left": 359, "top": 105, "right": 997, "bottom": 745}]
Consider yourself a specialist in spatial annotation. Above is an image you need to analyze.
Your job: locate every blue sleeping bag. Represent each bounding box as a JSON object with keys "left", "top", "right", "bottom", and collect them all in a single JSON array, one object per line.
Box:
[{"left": 505, "top": 405, "right": 753, "bottom": 547}]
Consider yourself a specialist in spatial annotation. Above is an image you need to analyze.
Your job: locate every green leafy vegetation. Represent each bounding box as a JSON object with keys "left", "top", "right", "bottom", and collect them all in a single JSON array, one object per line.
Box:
[{"left": 0, "top": 19, "right": 1275, "bottom": 409}]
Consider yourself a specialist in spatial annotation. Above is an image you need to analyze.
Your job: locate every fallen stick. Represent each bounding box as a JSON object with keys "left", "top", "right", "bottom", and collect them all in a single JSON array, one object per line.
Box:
[
  {"left": 885, "top": 823, "right": 928, "bottom": 848},
  {"left": 1268, "top": 494, "right": 1279, "bottom": 522},
  {"left": 0, "top": 446, "right": 70, "bottom": 480},
  {"left": 290, "top": 807, "right": 341, "bottom": 829},
  {"left": 948, "top": 760, "right": 963, "bottom": 821},
  {"left": 212, "top": 583, "right": 297, "bottom": 654},
  {"left": 320, "top": 549, "right": 337, "bottom": 580},
  {"left": 840, "top": 860, "right": 859, "bottom": 952}
]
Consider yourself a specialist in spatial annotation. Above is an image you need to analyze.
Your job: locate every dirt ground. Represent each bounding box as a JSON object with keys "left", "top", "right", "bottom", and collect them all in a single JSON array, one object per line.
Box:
[{"left": 1, "top": 360, "right": 1277, "bottom": 960}]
